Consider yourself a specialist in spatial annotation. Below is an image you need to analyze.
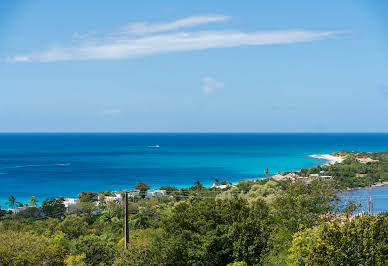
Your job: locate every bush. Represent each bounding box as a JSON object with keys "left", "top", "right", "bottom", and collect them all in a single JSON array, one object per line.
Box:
[
  {"left": 59, "top": 215, "right": 88, "bottom": 239},
  {"left": 287, "top": 214, "right": 388, "bottom": 265},
  {"left": 0, "top": 231, "right": 66, "bottom": 265},
  {"left": 72, "top": 234, "right": 117, "bottom": 265}
]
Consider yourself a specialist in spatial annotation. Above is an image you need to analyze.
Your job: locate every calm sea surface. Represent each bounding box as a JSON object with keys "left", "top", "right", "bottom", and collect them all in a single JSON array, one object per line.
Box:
[{"left": 1, "top": 133, "right": 388, "bottom": 209}]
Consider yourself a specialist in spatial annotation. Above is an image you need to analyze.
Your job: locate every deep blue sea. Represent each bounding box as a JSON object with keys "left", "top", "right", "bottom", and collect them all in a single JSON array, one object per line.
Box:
[{"left": 1, "top": 133, "right": 388, "bottom": 210}]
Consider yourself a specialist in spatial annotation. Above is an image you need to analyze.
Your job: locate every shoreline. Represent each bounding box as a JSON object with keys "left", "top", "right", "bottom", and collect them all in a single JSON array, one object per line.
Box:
[
  {"left": 308, "top": 154, "right": 344, "bottom": 165},
  {"left": 1, "top": 152, "right": 387, "bottom": 210}
]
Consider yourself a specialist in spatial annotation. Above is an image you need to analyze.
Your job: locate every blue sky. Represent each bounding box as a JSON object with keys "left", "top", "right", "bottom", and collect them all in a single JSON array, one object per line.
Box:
[{"left": 1, "top": 0, "right": 387, "bottom": 132}]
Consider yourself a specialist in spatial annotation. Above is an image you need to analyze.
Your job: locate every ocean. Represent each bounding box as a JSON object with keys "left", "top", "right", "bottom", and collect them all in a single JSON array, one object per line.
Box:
[{"left": 1, "top": 133, "right": 388, "bottom": 210}]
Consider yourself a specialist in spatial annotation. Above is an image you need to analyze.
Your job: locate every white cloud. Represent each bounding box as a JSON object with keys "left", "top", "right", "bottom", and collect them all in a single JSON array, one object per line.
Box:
[
  {"left": 202, "top": 77, "right": 224, "bottom": 94},
  {"left": 122, "top": 15, "right": 230, "bottom": 35},
  {"left": 7, "top": 15, "right": 341, "bottom": 63}
]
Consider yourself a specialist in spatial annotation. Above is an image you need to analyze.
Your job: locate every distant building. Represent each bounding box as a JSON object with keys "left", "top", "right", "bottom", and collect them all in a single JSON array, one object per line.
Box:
[
  {"left": 103, "top": 193, "right": 123, "bottom": 203},
  {"left": 145, "top": 190, "right": 167, "bottom": 199},
  {"left": 62, "top": 198, "right": 80, "bottom": 208},
  {"left": 10, "top": 206, "right": 28, "bottom": 214},
  {"left": 356, "top": 157, "right": 379, "bottom": 164},
  {"left": 211, "top": 183, "right": 234, "bottom": 189}
]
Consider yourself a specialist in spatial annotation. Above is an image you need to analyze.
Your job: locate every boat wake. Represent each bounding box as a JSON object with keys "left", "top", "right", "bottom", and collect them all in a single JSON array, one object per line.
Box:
[
  {"left": 4, "top": 163, "right": 71, "bottom": 169},
  {"left": 147, "top": 145, "right": 160, "bottom": 148}
]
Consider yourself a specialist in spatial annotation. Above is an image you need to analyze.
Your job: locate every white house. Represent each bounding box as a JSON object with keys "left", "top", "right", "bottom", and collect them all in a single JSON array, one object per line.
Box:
[
  {"left": 62, "top": 198, "right": 80, "bottom": 208},
  {"left": 103, "top": 193, "right": 123, "bottom": 203},
  {"left": 145, "top": 190, "right": 167, "bottom": 199},
  {"left": 211, "top": 183, "right": 235, "bottom": 189},
  {"left": 9, "top": 206, "right": 29, "bottom": 214}
]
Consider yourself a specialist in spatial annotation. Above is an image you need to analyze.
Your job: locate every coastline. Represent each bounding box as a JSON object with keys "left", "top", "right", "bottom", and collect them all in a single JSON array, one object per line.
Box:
[{"left": 308, "top": 154, "right": 344, "bottom": 165}]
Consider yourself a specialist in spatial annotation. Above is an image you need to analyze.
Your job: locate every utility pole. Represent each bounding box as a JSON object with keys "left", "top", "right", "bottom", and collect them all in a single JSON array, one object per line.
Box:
[{"left": 124, "top": 191, "right": 129, "bottom": 249}]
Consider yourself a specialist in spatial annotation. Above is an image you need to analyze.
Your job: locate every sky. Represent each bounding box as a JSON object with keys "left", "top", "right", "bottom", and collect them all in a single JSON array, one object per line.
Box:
[{"left": 1, "top": 0, "right": 388, "bottom": 132}]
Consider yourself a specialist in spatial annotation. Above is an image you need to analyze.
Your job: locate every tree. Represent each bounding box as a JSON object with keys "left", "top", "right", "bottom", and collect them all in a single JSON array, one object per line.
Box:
[
  {"left": 265, "top": 168, "right": 269, "bottom": 176},
  {"left": 7, "top": 195, "right": 16, "bottom": 209},
  {"left": 28, "top": 196, "right": 39, "bottom": 207},
  {"left": 59, "top": 214, "right": 88, "bottom": 239},
  {"left": 159, "top": 186, "right": 178, "bottom": 195},
  {"left": 193, "top": 180, "right": 204, "bottom": 191},
  {"left": 135, "top": 182, "right": 151, "bottom": 199},
  {"left": 72, "top": 234, "right": 117, "bottom": 265},
  {"left": 287, "top": 214, "right": 388, "bottom": 265},
  {"left": 77, "top": 192, "right": 98, "bottom": 202},
  {"left": 114, "top": 228, "right": 163, "bottom": 265},
  {"left": 42, "top": 198, "right": 66, "bottom": 219},
  {"left": 0, "top": 231, "right": 65, "bottom": 265}
]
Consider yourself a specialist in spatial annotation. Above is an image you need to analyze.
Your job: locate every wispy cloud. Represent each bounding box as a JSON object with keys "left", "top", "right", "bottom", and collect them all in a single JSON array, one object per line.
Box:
[
  {"left": 121, "top": 15, "right": 230, "bottom": 35},
  {"left": 7, "top": 15, "right": 341, "bottom": 63},
  {"left": 202, "top": 77, "right": 224, "bottom": 94}
]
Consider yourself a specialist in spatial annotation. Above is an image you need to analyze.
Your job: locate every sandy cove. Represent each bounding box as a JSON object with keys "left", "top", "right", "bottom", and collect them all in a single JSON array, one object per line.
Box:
[{"left": 309, "top": 154, "right": 344, "bottom": 165}]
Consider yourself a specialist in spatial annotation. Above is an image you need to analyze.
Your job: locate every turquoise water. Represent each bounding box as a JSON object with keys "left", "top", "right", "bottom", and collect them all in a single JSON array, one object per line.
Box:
[
  {"left": 1, "top": 133, "right": 388, "bottom": 209},
  {"left": 340, "top": 185, "right": 388, "bottom": 214}
]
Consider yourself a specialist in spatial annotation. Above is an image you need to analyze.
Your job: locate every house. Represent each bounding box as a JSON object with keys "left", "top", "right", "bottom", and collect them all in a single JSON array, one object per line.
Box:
[
  {"left": 356, "top": 173, "right": 367, "bottom": 177},
  {"left": 62, "top": 198, "right": 80, "bottom": 208},
  {"left": 356, "top": 157, "right": 379, "bottom": 164},
  {"left": 309, "top": 174, "right": 320, "bottom": 178},
  {"left": 211, "top": 183, "right": 235, "bottom": 189},
  {"left": 145, "top": 190, "right": 167, "bottom": 199},
  {"left": 271, "top": 172, "right": 303, "bottom": 181},
  {"left": 10, "top": 206, "right": 28, "bottom": 214},
  {"left": 103, "top": 193, "right": 122, "bottom": 203},
  {"left": 271, "top": 174, "right": 286, "bottom": 181}
]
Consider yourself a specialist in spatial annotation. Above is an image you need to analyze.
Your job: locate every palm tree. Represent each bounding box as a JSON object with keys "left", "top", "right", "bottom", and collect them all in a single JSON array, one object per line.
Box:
[
  {"left": 28, "top": 196, "right": 39, "bottom": 207},
  {"left": 7, "top": 195, "right": 16, "bottom": 209}
]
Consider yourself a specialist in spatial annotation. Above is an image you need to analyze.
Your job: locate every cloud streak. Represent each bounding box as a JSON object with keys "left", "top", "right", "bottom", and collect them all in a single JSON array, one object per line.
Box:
[
  {"left": 7, "top": 15, "right": 341, "bottom": 63},
  {"left": 122, "top": 15, "right": 230, "bottom": 35}
]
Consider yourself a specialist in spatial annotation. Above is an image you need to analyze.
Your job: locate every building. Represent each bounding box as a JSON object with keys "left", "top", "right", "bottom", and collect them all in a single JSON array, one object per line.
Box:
[
  {"left": 9, "top": 206, "right": 28, "bottom": 214},
  {"left": 103, "top": 193, "right": 122, "bottom": 203},
  {"left": 145, "top": 190, "right": 167, "bottom": 199},
  {"left": 356, "top": 157, "right": 379, "bottom": 164},
  {"left": 62, "top": 198, "right": 80, "bottom": 208}
]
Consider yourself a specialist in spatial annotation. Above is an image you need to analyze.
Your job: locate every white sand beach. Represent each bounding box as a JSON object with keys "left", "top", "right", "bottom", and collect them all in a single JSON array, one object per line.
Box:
[{"left": 309, "top": 154, "right": 344, "bottom": 165}]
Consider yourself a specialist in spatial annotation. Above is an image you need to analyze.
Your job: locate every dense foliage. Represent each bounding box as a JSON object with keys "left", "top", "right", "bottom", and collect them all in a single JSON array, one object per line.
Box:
[{"left": 0, "top": 150, "right": 387, "bottom": 265}]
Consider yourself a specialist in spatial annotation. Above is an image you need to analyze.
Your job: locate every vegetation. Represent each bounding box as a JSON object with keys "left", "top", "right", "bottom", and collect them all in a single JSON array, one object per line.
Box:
[
  {"left": 0, "top": 150, "right": 387, "bottom": 265},
  {"left": 300, "top": 150, "right": 388, "bottom": 189}
]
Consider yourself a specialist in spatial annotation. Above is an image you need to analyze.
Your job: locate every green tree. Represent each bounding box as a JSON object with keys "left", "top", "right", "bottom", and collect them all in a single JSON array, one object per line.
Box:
[
  {"left": 7, "top": 195, "right": 16, "bottom": 209},
  {"left": 65, "top": 254, "right": 87, "bottom": 266},
  {"left": 287, "top": 214, "right": 388, "bottom": 265},
  {"left": 59, "top": 214, "right": 88, "bottom": 239},
  {"left": 28, "top": 196, "right": 39, "bottom": 207},
  {"left": 42, "top": 198, "right": 66, "bottom": 219},
  {"left": 159, "top": 185, "right": 178, "bottom": 195},
  {"left": 0, "top": 231, "right": 65, "bottom": 265},
  {"left": 135, "top": 182, "right": 151, "bottom": 199},
  {"left": 193, "top": 180, "right": 205, "bottom": 191},
  {"left": 72, "top": 234, "right": 117, "bottom": 265},
  {"left": 114, "top": 228, "right": 163, "bottom": 265}
]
